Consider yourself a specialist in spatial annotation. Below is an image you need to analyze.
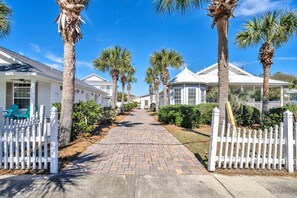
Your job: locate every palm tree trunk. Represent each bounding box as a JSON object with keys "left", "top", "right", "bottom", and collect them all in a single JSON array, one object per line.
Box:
[
  {"left": 149, "top": 85, "right": 153, "bottom": 105},
  {"left": 111, "top": 76, "right": 117, "bottom": 109},
  {"left": 60, "top": 41, "right": 76, "bottom": 146},
  {"left": 155, "top": 81, "right": 160, "bottom": 112},
  {"left": 163, "top": 85, "right": 168, "bottom": 106},
  {"left": 217, "top": 18, "right": 229, "bottom": 125},
  {"left": 127, "top": 83, "right": 131, "bottom": 102},
  {"left": 121, "top": 83, "right": 125, "bottom": 105},
  {"left": 262, "top": 65, "right": 271, "bottom": 114}
]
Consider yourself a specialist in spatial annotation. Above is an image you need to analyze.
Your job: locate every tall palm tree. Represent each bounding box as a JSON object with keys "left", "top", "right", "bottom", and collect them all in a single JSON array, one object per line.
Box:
[
  {"left": 93, "top": 46, "right": 131, "bottom": 109},
  {"left": 150, "top": 49, "right": 184, "bottom": 106},
  {"left": 0, "top": 0, "right": 12, "bottom": 38},
  {"left": 235, "top": 10, "right": 297, "bottom": 113},
  {"left": 127, "top": 67, "right": 136, "bottom": 102},
  {"left": 56, "top": 0, "right": 89, "bottom": 145},
  {"left": 145, "top": 68, "right": 154, "bottom": 106},
  {"left": 154, "top": 0, "right": 238, "bottom": 123},
  {"left": 119, "top": 64, "right": 134, "bottom": 106},
  {"left": 146, "top": 66, "right": 160, "bottom": 112}
]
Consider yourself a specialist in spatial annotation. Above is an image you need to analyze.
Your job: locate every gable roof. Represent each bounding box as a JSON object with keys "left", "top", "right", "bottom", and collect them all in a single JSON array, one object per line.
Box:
[
  {"left": 81, "top": 73, "right": 109, "bottom": 82},
  {"left": 168, "top": 67, "right": 207, "bottom": 85},
  {"left": 196, "top": 63, "right": 254, "bottom": 77},
  {"left": 0, "top": 46, "right": 108, "bottom": 95}
]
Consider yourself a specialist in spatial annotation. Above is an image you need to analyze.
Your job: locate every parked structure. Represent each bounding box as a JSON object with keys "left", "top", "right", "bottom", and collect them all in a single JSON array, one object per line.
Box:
[
  {"left": 0, "top": 46, "right": 110, "bottom": 117},
  {"left": 140, "top": 63, "right": 289, "bottom": 110}
]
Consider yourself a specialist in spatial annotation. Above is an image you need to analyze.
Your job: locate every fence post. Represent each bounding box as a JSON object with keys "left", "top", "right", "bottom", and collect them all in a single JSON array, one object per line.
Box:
[
  {"left": 208, "top": 107, "right": 220, "bottom": 172},
  {"left": 0, "top": 107, "right": 3, "bottom": 129},
  {"left": 50, "top": 107, "right": 58, "bottom": 174},
  {"left": 284, "top": 110, "right": 294, "bottom": 173}
]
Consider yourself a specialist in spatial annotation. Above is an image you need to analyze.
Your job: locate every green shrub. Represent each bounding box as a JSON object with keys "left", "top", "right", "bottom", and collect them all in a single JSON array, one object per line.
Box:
[
  {"left": 196, "top": 103, "right": 217, "bottom": 125},
  {"left": 123, "top": 102, "right": 138, "bottom": 112},
  {"left": 158, "top": 105, "right": 201, "bottom": 128},
  {"left": 71, "top": 101, "right": 102, "bottom": 139},
  {"left": 235, "top": 105, "right": 261, "bottom": 127}
]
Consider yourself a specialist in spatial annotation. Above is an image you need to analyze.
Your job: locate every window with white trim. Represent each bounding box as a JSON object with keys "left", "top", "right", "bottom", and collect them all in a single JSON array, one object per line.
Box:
[
  {"left": 188, "top": 88, "right": 196, "bottom": 105},
  {"left": 14, "top": 83, "right": 30, "bottom": 108},
  {"left": 201, "top": 88, "right": 206, "bottom": 103},
  {"left": 174, "top": 89, "right": 181, "bottom": 104}
]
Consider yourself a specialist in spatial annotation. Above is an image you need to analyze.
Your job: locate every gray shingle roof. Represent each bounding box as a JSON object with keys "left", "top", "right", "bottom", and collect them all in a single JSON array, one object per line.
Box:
[{"left": 0, "top": 46, "right": 107, "bottom": 94}]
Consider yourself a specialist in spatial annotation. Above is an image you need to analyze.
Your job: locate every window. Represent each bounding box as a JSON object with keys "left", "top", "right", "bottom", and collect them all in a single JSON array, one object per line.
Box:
[
  {"left": 201, "top": 88, "right": 206, "bottom": 103},
  {"left": 106, "top": 86, "right": 111, "bottom": 90},
  {"left": 14, "top": 83, "right": 30, "bottom": 108},
  {"left": 174, "top": 89, "right": 181, "bottom": 104},
  {"left": 188, "top": 88, "right": 196, "bottom": 105}
]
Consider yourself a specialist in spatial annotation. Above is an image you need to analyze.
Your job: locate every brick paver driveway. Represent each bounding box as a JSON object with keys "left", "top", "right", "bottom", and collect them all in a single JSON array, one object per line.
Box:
[{"left": 65, "top": 109, "right": 207, "bottom": 176}]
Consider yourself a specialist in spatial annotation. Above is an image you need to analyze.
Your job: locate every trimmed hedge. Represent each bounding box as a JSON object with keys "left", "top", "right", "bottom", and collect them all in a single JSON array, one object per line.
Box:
[{"left": 158, "top": 105, "right": 201, "bottom": 128}]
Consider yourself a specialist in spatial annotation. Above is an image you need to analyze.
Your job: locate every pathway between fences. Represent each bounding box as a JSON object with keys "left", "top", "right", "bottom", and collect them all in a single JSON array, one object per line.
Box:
[
  {"left": 208, "top": 108, "right": 297, "bottom": 173},
  {"left": 64, "top": 109, "right": 207, "bottom": 176},
  {"left": 0, "top": 106, "right": 58, "bottom": 174}
]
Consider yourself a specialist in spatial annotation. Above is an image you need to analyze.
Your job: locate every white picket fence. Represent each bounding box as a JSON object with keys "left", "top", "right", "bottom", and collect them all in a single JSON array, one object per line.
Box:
[
  {"left": 0, "top": 105, "right": 58, "bottom": 173},
  {"left": 208, "top": 108, "right": 297, "bottom": 173}
]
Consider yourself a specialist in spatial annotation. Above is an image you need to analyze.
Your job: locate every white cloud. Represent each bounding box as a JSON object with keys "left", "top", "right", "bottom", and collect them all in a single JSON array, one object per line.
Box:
[
  {"left": 236, "top": 0, "right": 281, "bottom": 17},
  {"left": 77, "top": 60, "right": 93, "bottom": 68},
  {"left": 18, "top": 52, "right": 24, "bottom": 56},
  {"left": 29, "top": 43, "right": 41, "bottom": 53},
  {"left": 277, "top": 57, "right": 297, "bottom": 61},
  {"left": 45, "top": 53, "right": 64, "bottom": 64}
]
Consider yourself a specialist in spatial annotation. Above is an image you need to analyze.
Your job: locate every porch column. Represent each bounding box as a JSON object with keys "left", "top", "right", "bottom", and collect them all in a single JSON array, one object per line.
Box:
[
  {"left": 30, "top": 79, "right": 36, "bottom": 118},
  {"left": 280, "top": 86, "right": 284, "bottom": 107}
]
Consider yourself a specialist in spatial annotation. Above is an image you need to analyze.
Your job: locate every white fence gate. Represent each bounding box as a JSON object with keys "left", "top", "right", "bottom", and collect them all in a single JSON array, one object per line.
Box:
[
  {"left": 0, "top": 105, "right": 58, "bottom": 174},
  {"left": 208, "top": 108, "right": 297, "bottom": 173}
]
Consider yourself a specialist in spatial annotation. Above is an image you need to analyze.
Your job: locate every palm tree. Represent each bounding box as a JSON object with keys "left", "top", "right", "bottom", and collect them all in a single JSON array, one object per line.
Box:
[
  {"left": 56, "top": 0, "right": 89, "bottom": 145},
  {"left": 235, "top": 10, "right": 297, "bottom": 113},
  {"left": 119, "top": 64, "right": 134, "bottom": 106},
  {"left": 146, "top": 66, "right": 160, "bottom": 112},
  {"left": 93, "top": 46, "right": 131, "bottom": 109},
  {"left": 127, "top": 67, "right": 136, "bottom": 102},
  {"left": 0, "top": 0, "right": 12, "bottom": 38},
  {"left": 150, "top": 49, "right": 184, "bottom": 106},
  {"left": 154, "top": 0, "right": 238, "bottom": 123},
  {"left": 145, "top": 68, "right": 154, "bottom": 106}
]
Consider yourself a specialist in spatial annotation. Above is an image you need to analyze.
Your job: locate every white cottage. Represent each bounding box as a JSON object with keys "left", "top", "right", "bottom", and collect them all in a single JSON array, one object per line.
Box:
[
  {"left": 0, "top": 46, "right": 110, "bottom": 117},
  {"left": 140, "top": 63, "right": 289, "bottom": 110}
]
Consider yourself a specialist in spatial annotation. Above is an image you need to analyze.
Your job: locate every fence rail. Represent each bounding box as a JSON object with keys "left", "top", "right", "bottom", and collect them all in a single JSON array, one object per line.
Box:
[
  {"left": 208, "top": 108, "right": 297, "bottom": 173},
  {"left": 0, "top": 105, "right": 58, "bottom": 174}
]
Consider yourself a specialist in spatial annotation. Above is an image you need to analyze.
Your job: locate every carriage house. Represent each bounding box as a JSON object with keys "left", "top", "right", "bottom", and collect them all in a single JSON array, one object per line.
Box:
[
  {"left": 0, "top": 46, "right": 110, "bottom": 117},
  {"left": 140, "top": 63, "right": 289, "bottom": 110}
]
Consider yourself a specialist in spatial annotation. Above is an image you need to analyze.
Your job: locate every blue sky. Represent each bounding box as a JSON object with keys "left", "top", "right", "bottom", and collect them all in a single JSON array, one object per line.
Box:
[{"left": 1, "top": 0, "right": 297, "bottom": 96}]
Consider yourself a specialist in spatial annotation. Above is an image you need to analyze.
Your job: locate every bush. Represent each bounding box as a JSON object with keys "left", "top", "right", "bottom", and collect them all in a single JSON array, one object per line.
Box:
[
  {"left": 158, "top": 105, "right": 201, "bottom": 128},
  {"left": 196, "top": 103, "right": 217, "bottom": 125},
  {"left": 123, "top": 102, "right": 138, "bottom": 112},
  {"left": 235, "top": 105, "right": 261, "bottom": 127}
]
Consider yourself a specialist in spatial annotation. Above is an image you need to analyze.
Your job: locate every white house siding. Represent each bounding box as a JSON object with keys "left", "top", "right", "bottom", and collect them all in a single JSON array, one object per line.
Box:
[
  {"left": 37, "top": 81, "right": 51, "bottom": 117},
  {"left": 140, "top": 95, "right": 155, "bottom": 109},
  {"left": 50, "top": 83, "right": 62, "bottom": 104},
  {"left": 0, "top": 80, "right": 5, "bottom": 109}
]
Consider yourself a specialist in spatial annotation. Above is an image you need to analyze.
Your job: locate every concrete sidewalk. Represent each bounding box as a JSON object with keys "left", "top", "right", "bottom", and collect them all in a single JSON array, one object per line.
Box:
[{"left": 1, "top": 173, "right": 297, "bottom": 197}]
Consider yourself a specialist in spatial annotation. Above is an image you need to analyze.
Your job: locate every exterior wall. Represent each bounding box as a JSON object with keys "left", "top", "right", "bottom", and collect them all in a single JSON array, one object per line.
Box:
[
  {"left": 168, "top": 84, "right": 204, "bottom": 105},
  {"left": 82, "top": 75, "right": 113, "bottom": 97},
  {"left": 140, "top": 95, "right": 155, "bottom": 109},
  {"left": 0, "top": 80, "right": 6, "bottom": 109},
  {"left": 38, "top": 81, "right": 51, "bottom": 117}
]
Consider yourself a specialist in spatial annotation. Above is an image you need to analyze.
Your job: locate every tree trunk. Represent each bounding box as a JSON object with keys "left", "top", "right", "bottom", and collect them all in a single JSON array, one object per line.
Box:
[
  {"left": 262, "top": 65, "right": 271, "bottom": 114},
  {"left": 111, "top": 76, "right": 117, "bottom": 109},
  {"left": 155, "top": 81, "right": 160, "bottom": 112},
  {"left": 163, "top": 85, "right": 168, "bottom": 106},
  {"left": 59, "top": 41, "right": 76, "bottom": 146},
  {"left": 149, "top": 84, "right": 153, "bottom": 105},
  {"left": 216, "top": 18, "right": 229, "bottom": 125},
  {"left": 121, "top": 83, "right": 125, "bottom": 105},
  {"left": 127, "top": 83, "right": 131, "bottom": 102}
]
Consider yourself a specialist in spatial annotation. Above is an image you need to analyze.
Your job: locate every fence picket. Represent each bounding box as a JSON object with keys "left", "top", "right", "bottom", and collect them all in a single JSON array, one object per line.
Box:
[
  {"left": 15, "top": 124, "right": 20, "bottom": 169},
  {"left": 223, "top": 124, "right": 231, "bottom": 169},
  {"left": 32, "top": 123, "right": 37, "bottom": 170},
  {"left": 228, "top": 126, "right": 236, "bottom": 168},
  {"left": 256, "top": 130, "right": 262, "bottom": 169},
  {"left": 278, "top": 123, "right": 284, "bottom": 170},
  {"left": 240, "top": 130, "right": 246, "bottom": 169},
  {"left": 4, "top": 121, "right": 8, "bottom": 169},
  {"left": 251, "top": 130, "right": 257, "bottom": 169},
  {"left": 262, "top": 129, "right": 268, "bottom": 169},
  {"left": 218, "top": 121, "right": 225, "bottom": 168},
  {"left": 267, "top": 127, "right": 273, "bottom": 169},
  {"left": 38, "top": 122, "right": 42, "bottom": 170},
  {"left": 44, "top": 120, "right": 48, "bottom": 169},
  {"left": 245, "top": 130, "right": 252, "bottom": 168},
  {"left": 273, "top": 125, "right": 279, "bottom": 169},
  {"left": 9, "top": 121, "right": 14, "bottom": 169},
  {"left": 295, "top": 123, "right": 297, "bottom": 171},
  {"left": 27, "top": 123, "right": 31, "bottom": 170},
  {"left": 234, "top": 128, "right": 241, "bottom": 169},
  {"left": 21, "top": 125, "right": 25, "bottom": 170}
]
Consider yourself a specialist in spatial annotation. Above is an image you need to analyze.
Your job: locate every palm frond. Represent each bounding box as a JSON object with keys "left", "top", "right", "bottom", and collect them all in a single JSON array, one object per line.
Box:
[
  {"left": 0, "top": 1, "right": 12, "bottom": 38},
  {"left": 154, "top": 0, "right": 206, "bottom": 14}
]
